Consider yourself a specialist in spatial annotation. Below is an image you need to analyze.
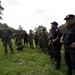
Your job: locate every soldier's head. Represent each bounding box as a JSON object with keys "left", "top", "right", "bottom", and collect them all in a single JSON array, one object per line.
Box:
[
  {"left": 64, "top": 14, "right": 75, "bottom": 26},
  {"left": 30, "top": 30, "right": 32, "bottom": 33},
  {"left": 51, "top": 21, "right": 58, "bottom": 29}
]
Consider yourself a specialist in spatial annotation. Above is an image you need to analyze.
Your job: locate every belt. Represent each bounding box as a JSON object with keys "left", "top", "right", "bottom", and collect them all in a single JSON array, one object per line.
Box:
[{"left": 64, "top": 45, "right": 72, "bottom": 48}]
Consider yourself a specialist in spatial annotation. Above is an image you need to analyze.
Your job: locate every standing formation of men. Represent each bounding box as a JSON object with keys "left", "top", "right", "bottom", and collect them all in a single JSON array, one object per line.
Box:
[{"left": 0, "top": 14, "right": 75, "bottom": 75}]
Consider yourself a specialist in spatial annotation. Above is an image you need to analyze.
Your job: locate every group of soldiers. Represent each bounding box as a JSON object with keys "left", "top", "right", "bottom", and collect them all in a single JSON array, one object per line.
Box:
[
  {"left": 49, "top": 14, "right": 75, "bottom": 75},
  {"left": 0, "top": 14, "right": 75, "bottom": 75}
]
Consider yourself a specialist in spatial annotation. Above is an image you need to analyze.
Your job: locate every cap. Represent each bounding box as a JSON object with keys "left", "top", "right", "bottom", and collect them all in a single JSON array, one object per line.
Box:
[
  {"left": 51, "top": 21, "right": 58, "bottom": 26},
  {"left": 30, "top": 30, "right": 32, "bottom": 32},
  {"left": 64, "top": 14, "right": 75, "bottom": 20}
]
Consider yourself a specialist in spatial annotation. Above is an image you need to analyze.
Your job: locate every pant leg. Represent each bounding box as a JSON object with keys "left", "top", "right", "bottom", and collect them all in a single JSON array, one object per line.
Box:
[
  {"left": 3, "top": 40, "right": 8, "bottom": 54},
  {"left": 24, "top": 39, "right": 25, "bottom": 45},
  {"left": 30, "top": 40, "right": 34, "bottom": 48},
  {"left": 64, "top": 47, "right": 72, "bottom": 74},
  {"left": 8, "top": 40, "right": 13, "bottom": 53},
  {"left": 48, "top": 44, "right": 51, "bottom": 55},
  {"left": 56, "top": 51, "right": 61, "bottom": 69},
  {"left": 70, "top": 48, "right": 75, "bottom": 69},
  {"left": 53, "top": 44, "right": 61, "bottom": 69},
  {"left": 50, "top": 45, "right": 54, "bottom": 59}
]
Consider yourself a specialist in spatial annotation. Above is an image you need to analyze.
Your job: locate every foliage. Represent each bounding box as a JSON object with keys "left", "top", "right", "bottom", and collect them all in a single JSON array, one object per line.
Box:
[
  {"left": 0, "top": 0, "right": 4, "bottom": 20},
  {"left": 59, "top": 24, "right": 66, "bottom": 34},
  {"left": 19, "top": 25, "right": 23, "bottom": 31},
  {"left": 34, "top": 25, "right": 47, "bottom": 34}
]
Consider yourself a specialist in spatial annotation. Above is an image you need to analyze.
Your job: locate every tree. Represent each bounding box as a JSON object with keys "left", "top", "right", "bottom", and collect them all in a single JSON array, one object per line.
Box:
[
  {"left": 19, "top": 25, "right": 23, "bottom": 31},
  {"left": 34, "top": 25, "right": 47, "bottom": 34},
  {"left": 0, "top": 0, "right": 4, "bottom": 20},
  {"left": 59, "top": 24, "right": 66, "bottom": 34}
]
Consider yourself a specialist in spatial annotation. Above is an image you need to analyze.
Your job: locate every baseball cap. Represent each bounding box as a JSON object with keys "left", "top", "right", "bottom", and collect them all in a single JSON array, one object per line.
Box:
[
  {"left": 64, "top": 14, "right": 75, "bottom": 20},
  {"left": 51, "top": 21, "right": 58, "bottom": 26}
]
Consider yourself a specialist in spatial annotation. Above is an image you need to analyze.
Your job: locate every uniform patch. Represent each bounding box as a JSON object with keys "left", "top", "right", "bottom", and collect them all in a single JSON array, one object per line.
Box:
[{"left": 55, "top": 28, "right": 58, "bottom": 31}]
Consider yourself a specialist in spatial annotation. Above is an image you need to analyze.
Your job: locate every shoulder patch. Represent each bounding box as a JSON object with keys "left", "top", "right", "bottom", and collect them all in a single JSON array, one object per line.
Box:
[{"left": 55, "top": 28, "right": 58, "bottom": 31}]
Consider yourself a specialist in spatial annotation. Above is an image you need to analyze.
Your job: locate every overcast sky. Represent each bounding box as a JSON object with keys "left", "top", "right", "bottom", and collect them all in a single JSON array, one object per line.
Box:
[{"left": 1, "top": 0, "right": 75, "bottom": 33}]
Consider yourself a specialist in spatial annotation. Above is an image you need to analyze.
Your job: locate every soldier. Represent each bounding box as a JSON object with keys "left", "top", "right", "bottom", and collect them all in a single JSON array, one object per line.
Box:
[
  {"left": 28, "top": 30, "right": 34, "bottom": 48},
  {"left": 16, "top": 32, "right": 23, "bottom": 50},
  {"left": 38, "top": 32, "right": 42, "bottom": 49},
  {"left": 42, "top": 28, "right": 48, "bottom": 54},
  {"left": 48, "top": 29, "right": 54, "bottom": 59},
  {"left": 15, "top": 32, "right": 19, "bottom": 45},
  {"left": 63, "top": 14, "right": 75, "bottom": 75},
  {"left": 23, "top": 32, "right": 28, "bottom": 46},
  {"left": 50, "top": 21, "right": 62, "bottom": 70},
  {"left": 1, "top": 26, "right": 14, "bottom": 55},
  {"left": 34, "top": 32, "right": 39, "bottom": 48}
]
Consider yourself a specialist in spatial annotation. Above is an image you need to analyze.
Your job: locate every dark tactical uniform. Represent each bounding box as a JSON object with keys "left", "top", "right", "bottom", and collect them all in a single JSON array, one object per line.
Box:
[
  {"left": 23, "top": 32, "right": 28, "bottom": 46},
  {"left": 15, "top": 33, "right": 19, "bottom": 45},
  {"left": 63, "top": 23, "right": 75, "bottom": 74},
  {"left": 52, "top": 28, "right": 62, "bottom": 69},
  {"left": 34, "top": 32, "right": 39, "bottom": 47},
  {"left": 63, "top": 14, "right": 75, "bottom": 75},
  {"left": 29, "top": 30, "right": 34, "bottom": 48},
  {"left": 1, "top": 28, "right": 14, "bottom": 54},
  {"left": 38, "top": 33, "right": 42, "bottom": 48}
]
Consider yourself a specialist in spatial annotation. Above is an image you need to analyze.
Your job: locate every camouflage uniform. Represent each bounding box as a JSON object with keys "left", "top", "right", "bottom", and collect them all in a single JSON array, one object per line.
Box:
[
  {"left": 42, "top": 29, "right": 48, "bottom": 54},
  {"left": 48, "top": 29, "right": 54, "bottom": 59},
  {"left": 16, "top": 32, "right": 23, "bottom": 50},
  {"left": 29, "top": 30, "right": 34, "bottom": 48}
]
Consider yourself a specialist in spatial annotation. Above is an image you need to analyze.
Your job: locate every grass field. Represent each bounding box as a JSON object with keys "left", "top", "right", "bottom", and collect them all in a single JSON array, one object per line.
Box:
[{"left": 0, "top": 39, "right": 75, "bottom": 75}]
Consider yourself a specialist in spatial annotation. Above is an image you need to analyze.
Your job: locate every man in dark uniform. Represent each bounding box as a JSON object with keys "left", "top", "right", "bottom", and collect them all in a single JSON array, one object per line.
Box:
[
  {"left": 23, "top": 32, "right": 28, "bottom": 46},
  {"left": 63, "top": 14, "right": 75, "bottom": 75},
  {"left": 50, "top": 21, "right": 62, "bottom": 70},
  {"left": 34, "top": 32, "right": 39, "bottom": 48},
  {"left": 38, "top": 32, "right": 42, "bottom": 49},
  {"left": 1, "top": 26, "right": 14, "bottom": 55}
]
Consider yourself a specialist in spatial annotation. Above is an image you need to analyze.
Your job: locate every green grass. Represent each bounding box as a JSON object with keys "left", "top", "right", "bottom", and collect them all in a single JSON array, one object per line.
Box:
[{"left": 0, "top": 39, "right": 74, "bottom": 75}]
